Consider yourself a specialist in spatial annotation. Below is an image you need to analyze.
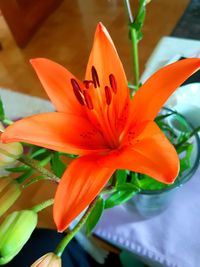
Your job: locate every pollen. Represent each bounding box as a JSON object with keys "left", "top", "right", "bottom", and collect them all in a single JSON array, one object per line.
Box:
[
  {"left": 109, "top": 74, "right": 117, "bottom": 94},
  {"left": 91, "top": 66, "right": 100, "bottom": 88},
  {"left": 71, "top": 78, "right": 85, "bottom": 106}
]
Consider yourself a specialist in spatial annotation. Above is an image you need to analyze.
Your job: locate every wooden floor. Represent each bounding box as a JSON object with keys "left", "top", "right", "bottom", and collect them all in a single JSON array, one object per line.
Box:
[
  {"left": 0, "top": 0, "right": 189, "bottom": 99},
  {"left": 0, "top": 0, "right": 189, "bottom": 229}
]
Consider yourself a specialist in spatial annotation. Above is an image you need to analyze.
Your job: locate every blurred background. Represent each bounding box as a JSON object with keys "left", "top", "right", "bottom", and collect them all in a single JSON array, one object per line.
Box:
[{"left": 0, "top": 0, "right": 189, "bottom": 98}]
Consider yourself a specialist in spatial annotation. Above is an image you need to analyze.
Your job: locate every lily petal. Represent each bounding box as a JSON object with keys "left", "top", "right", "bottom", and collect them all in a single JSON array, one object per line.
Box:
[
  {"left": 98, "top": 121, "right": 179, "bottom": 184},
  {"left": 30, "top": 58, "right": 86, "bottom": 116},
  {"left": 131, "top": 58, "right": 200, "bottom": 124},
  {"left": 85, "top": 23, "right": 130, "bottom": 117},
  {"left": 1, "top": 112, "right": 109, "bottom": 155},
  {"left": 53, "top": 155, "right": 115, "bottom": 232}
]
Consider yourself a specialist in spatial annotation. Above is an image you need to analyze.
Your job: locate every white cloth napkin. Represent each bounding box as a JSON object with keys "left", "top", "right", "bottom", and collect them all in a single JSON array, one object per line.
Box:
[{"left": 95, "top": 166, "right": 200, "bottom": 267}]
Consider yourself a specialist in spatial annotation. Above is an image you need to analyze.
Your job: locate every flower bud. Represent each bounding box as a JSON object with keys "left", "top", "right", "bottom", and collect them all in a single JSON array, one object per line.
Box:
[
  {"left": 0, "top": 177, "right": 21, "bottom": 217},
  {"left": 0, "top": 141, "right": 23, "bottom": 167},
  {"left": 31, "top": 252, "right": 61, "bottom": 267},
  {"left": 0, "top": 210, "right": 38, "bottom": 265}
]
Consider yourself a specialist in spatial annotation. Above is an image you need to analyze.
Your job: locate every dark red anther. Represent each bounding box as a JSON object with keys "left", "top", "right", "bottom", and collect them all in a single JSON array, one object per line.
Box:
[
  {"left": 104, "top": 86, "right": 112, "bottom": 105},
  {"left": 83, "top": 90, "right": 94, "bottom": 110},
  {"left": 109, "top": 74, "right": 117, "bottom": 94},
  {"left": 83, "top": 80, "right": 94, "bottom": 89},
  {"left": 91, "top": 66, "right": 100, "bottom": 88},
  {"left": 71, "top": 79, "right": 85, "bottom": 106}
]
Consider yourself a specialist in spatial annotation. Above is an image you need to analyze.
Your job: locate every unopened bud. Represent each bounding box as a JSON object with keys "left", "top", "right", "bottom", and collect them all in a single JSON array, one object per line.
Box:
[
  {"left": 145, "top": 0, "right": 151, "bottom": 4},
  {"left": 0, "top": 176, "right": 21, "bottom": 217},
  {"left": 31, "top": 252, "right": 61, "bottom": 267},
  {"left": 0, "top": 141, "right": 23, "bottom": 167},
  {"left": 0, "top": 210, "right": 38, "bottom": 265}
]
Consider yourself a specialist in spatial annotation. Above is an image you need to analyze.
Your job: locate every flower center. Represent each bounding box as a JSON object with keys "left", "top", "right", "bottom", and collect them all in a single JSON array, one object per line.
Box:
[
  {"left": 71, "top": 66, "right": 117, "bottom": 110},
  {"left": 71, "top": 66, "right": 119, "bottom": 148}
]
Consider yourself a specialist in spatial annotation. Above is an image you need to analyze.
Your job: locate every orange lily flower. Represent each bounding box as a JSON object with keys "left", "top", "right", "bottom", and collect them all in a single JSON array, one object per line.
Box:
[{"left": 1, "top": 23, "right": 200, "bottom": 232}]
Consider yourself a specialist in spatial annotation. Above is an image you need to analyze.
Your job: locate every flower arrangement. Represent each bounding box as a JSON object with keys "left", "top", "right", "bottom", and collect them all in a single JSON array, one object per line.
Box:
[{"left": 0, "top": 1, "right": 200, "bottom": 266}]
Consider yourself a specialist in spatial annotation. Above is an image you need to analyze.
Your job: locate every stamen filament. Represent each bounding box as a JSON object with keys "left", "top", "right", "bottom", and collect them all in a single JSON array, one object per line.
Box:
[
  {"left": 91, "top": 109, "right": 118, "bottom": 148},
  {"left": 83, "top": 80, "right": 94, "bottom": 89},
  {"left": 83, "top": 90, "right": 94, "bottom": 110},
  {"left": 104, "top": 86, "right": 112, "bottom": 105}
]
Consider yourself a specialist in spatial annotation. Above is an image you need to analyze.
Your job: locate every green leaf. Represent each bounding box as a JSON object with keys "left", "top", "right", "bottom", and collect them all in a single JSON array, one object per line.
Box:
[
  {"left": 50, "top": 152, "right": 66, "bottom": 177},
  {"left": 39, "top": 155, "right": 52, "bottom": 167},
  {"left": 28, "top": 145, "right": 51, "bottom": 160},
  {"left": 105, "top": 185, "right": 139, "bottom": 209},
  {"left": 116, "top": 170, "right": 128, "bottom": 186},
  {"left": 16, "top": 169, "right": 35, "bottom": 184},
  {"left": 116, "top": 183, "right": 139, "bottom": 191},
  {"left": 155, "top": 112, "right": 174, "bottom": 122},
  {"left": 179, "top": 143, "right": 193, "bottom": 174},
  {"left": 59, "top": 152, "right": 77, "bottom": 159},
  {"left": 6, "top": 165, "right": 30, "bottom": 173},
  {"left": 130, "top": 172, "right": 140, "bottom": 186},
  {"left": 30, "top": 148, "right": 48, "bottom": 159},
  {"left": 137, "top": 174, "right": 168, "bottom": 190},
  {"left": 0, "top": 97, "right": 5, "bottom": 121},
  {"left": 85, "top": 197, "right": 105, "bottom": 235}
]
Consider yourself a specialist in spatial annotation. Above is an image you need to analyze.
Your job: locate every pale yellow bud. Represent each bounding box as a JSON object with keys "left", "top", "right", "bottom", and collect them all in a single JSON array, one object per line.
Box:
[
  {"left": 0, "top": 176, "right": 21, "bottom": 217},
  {"left": 0, "top": 141, "right": 23, "bottom": 167},
  {"left": 145, "top": 0, "right": 151, "bottom": 4},
  {"left": 31, "top": 253, "right": 61, "bottom": 267},
  {"left": 0, "top": 210, "right": 38, "bottom": 264}
]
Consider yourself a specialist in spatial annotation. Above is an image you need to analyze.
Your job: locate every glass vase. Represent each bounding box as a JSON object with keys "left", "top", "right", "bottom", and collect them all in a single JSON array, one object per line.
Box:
[{"left": 131, "top": 107, "right": 200, "bottom": 217}]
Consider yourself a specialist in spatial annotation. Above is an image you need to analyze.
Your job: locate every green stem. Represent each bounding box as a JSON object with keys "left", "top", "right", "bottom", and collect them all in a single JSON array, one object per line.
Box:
[
  {"left": 124, "top": 0, "right": 134, "bottom": 23},
  {"left": 101, "top": 185, "right": 116, "bottom": 195},
  {"left": 123, "top": 0, "right": 140, "bottom": 91},
  {"left": 18, "top": 155, "right": 60, "bottom": 183},
  {"left": 31, "top": 198, "right": 54, "bottom": 213},
  {"left": 54, "top": 197, "right": 98, "bottom": 257},
  {"left": 130, "top": 27, "right": 140, "bottom": 90},
  {"left": 175, "top": 125, "right": 200, "bottom": 149}
]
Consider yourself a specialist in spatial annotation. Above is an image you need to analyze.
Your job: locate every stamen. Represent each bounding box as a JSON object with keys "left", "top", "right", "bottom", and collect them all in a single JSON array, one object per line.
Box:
[
  {"left": 104, "top": 86, "right": 112, "bottom": 105},
  {"left": 83, "top": 80, "right": 94, "bottom": 89},
  {"left": 71, "top": 79, "right": 85, "bottom": 106},
  {"left": 83, "top": 90, "right": 94, "bottom": 110},
  {"left": 91, "top": 66, "right": 100, "bottom": 88},
  {"left": 109, "top": 74, "right": 117, "bottom": 94}
]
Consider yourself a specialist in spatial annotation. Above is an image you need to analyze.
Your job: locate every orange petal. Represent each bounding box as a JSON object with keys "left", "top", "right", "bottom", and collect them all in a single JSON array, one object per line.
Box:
[
  {"left": 30, "top": 58, "right": 86, "bottom": 115},
  {"left": 85, "top": 23, "right": 130, "bottom": 119},
  {"left": 53, "top": 154, "right": 115, "bottom": 232},
  {"left": 131, "top": 58, "right": 200, "bottom": 124},
  {"left": 1, "top": 112, "right": 109, "bottom": 155},
  {"left": 99, "top": 122, "right": 179, "bottom": 184}
]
